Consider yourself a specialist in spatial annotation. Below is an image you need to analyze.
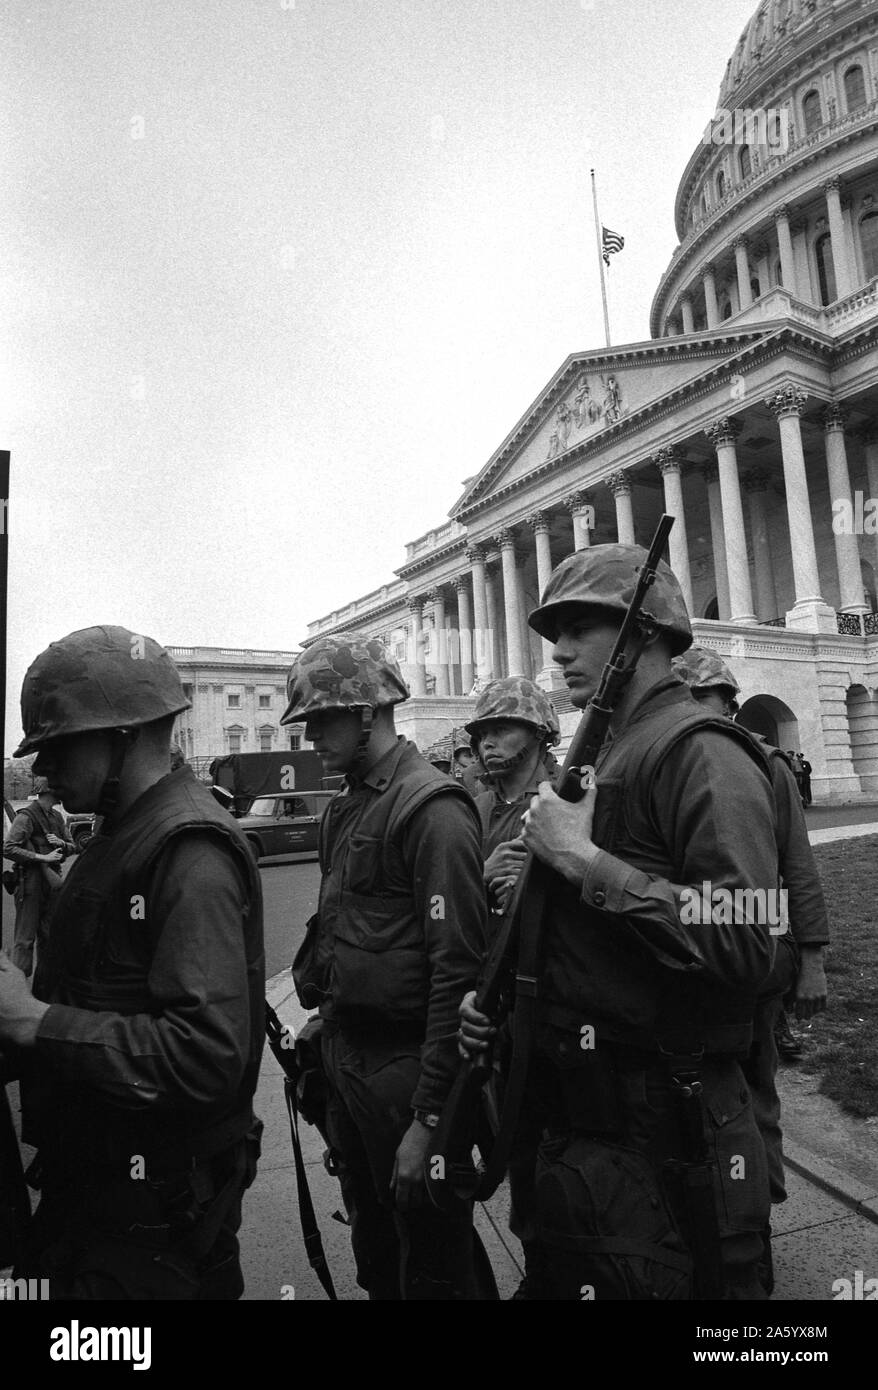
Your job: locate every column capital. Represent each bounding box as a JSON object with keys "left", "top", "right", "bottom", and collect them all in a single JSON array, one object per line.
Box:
[
  {"left": 742, "top": 467, "right": 771, "bottom": 493},
  {"left": 654, "top": 444, "right": 685, "bottom": 476},
  {"left": 563, "top": 490, "right": 592, "bottom": 513},
  {"left": 706, "top": 417, "right": 742, "bottom": 449},
  {"left": 732, "top": 235, "right": 749, "bottom": 252},
  {"left": 428, "top": 586, "right": 447, "bottom": 606},
  {"left": 496, "top": 527, "right": 517, "bottom": 550},
  {"left": 406, "top": 595, "right": 425, "bottom": 616},
  {"left": 700, "top": 460, "right": 719, "bottom": 485},
  {"left": 679, "top": 291, "right": 691, "bottom": 307},
  {"left": 823, "top": 175, "right": 841, "bottom": 196},
  {"left": 822, "top": 402, "right": 848, "bottom": 433},
  {"left": 453, "top": 574, "right": 469, "bottom": 594},
  {"left": 702, "top": 262, "right": 716, "bottom": 281},
  {"left": 765, "top": 384, "right": 807, "bottom": 418},
  {"left": 527, "top": 510, "right": 551, "bottom": 534},
  {"left": 774, "top": 203, "right": 792, "bottom": 224},
  {"left": 466, "top": 544, "right": 485, "bottom": 565},
  {"left": 606, "top": 470, "right": 631, "bottom": 498}
]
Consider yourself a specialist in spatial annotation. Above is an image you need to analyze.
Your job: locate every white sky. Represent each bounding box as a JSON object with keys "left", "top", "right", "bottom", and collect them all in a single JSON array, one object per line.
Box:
[{"left": 2, "top": 0, "right": 759, "bottom": 753}]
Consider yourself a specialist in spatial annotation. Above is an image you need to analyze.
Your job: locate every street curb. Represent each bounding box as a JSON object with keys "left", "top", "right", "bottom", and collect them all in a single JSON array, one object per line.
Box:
[
  {"left": 783, "top": 1137, "right": 878, "bottom": 1227},
  {"left": 266, "top": 968, "right": 296, "bottom": 1013}
]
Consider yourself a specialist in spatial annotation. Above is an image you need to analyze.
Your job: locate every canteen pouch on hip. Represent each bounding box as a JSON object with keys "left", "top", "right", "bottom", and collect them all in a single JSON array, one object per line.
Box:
[
  {"left": 535, "top": 1136, "right": 693, "bottom": 1301},
  {"left": 292, "top": 913, "right": 329, "bottom": 1010}
]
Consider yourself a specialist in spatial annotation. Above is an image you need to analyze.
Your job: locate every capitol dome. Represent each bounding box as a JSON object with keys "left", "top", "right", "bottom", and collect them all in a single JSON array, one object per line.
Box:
[{"left": 651, "top": 0, "right": 878, "bottom": 335}]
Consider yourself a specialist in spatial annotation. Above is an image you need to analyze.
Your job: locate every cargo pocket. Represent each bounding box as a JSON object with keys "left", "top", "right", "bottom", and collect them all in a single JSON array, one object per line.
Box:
[
  {"left": 331, "top": 895, "right": 427, "bottom": 1026},
  {"left": 292, "top": 912, "right": 330, "bottom": 1009},
  {"left": 535, "top": 1136, "right": 692, "bottom": 1301},
  {"left": 703, "top": 1060, "right": 769, "bottom": 1236}
]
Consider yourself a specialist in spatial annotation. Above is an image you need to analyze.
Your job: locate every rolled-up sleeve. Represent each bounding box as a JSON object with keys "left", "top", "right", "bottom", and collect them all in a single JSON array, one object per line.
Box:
[
  {"left": 34, "top": 832, "right": 254, "bottom": 1113},
  {"left": 579, "top": 730, "right": 778, "bottom": 995}
]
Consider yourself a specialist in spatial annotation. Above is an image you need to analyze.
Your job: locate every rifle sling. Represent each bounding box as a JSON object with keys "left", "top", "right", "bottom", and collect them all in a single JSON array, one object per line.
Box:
[{"left": 475, "top": 869, "right": 547, "bottom": 1202}]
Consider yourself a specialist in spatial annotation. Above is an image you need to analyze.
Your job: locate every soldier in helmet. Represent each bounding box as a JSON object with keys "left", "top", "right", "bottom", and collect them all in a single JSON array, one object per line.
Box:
[
  {"left": 0, "top": 626, "right": 265, "bottom": 1299},
  {"left": 3, "top": 777, "right": 74, "bottom": 978},
  {"left": 465, "top": 678, "right": 561, "bottom": 922},
  {"left": 282, "top": 633, "right": 489, "bottom": 1300},
  {"left": 460, "top": 544, "right": 779, "bottom": 1300},
  {"left": 450, "top": 729, "right": 477, "bottom": 783},
  {"left": 672, "top": 645, "right": 829, "bottom": 1286}
]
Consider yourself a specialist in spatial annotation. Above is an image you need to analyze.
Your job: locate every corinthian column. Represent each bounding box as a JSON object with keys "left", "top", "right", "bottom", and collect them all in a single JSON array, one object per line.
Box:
[
  {"left": 701, "top": 462, "right": 730, "bottom": 620},
  {"left": 743, "top": 470, "right": 778, "bottom": 621},
  {"left": 528, "top": 511, "right": 555, "bottom": 671},
  {"left": 607, "top": 471, "right": 635, "bottom": 544},
  {"left": 498, "top": 529, "right": 527, "bottom": 676},
  {"left": 765, "top": 384, "right": 834, "bottom": 630},
  {"left": 823, "top": 404, "right": 867, "bottom": 612},
  {"left": 454, "top": 575, "right": 475, "bottom": 692},
  {"left": 406, "top": 596, "right": 427, "bottom": 695},
  {"left": 565, "top": 490, "right": 593, "bottom": 550},
  {"left": 703, "top": 265, "right": 719, "bottom": 328},
  {"left": 467, "top": 545, "right": 492, "bottom": 682},
  {"left": 824, "top": 178, "right": 854, "bottom": 300},
  {"left": 654, "top": 446, "right": 694, "bottom": 612},
  {"left": 705, "top": 418, "right": 757, "bottom": 624},
  {"left": 733, "top": 238, "right": 753, "bottom": 312},
  {"left": 428, "top": 588, "right": 450, "bottom": 695},
  {"left": 775, "top": 204, "right": 798, "bottom": 297}
]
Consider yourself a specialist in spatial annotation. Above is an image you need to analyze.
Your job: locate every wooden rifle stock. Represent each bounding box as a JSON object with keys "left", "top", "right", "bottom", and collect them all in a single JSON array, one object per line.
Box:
[{"left": 425, "top": 515, "right": 675, "bottom": 1211}]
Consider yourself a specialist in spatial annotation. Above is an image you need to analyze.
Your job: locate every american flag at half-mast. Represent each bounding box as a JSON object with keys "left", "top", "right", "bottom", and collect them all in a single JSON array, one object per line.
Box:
[{"left": 601, "top": 225, "right": 625, "bottom": 266}]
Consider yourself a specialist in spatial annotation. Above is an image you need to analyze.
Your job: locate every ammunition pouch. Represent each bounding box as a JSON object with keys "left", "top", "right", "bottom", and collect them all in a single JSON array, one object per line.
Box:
[
  {"left": 2, "top": 867, "right": 19, "bottom": 896},
  {"left": 535, "top": 1136, "right": 693, "bottom": 1300}
]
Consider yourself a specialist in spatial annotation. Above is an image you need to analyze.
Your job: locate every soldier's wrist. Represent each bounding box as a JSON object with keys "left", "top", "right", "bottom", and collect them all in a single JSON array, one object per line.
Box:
[{"left": 411, "top": 1108, "right": 440, "bottom": 1129}]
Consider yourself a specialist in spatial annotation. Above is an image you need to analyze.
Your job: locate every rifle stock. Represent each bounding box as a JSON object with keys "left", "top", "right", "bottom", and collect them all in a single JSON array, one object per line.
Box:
[{"left": 425, "top": 515, "right": 675, "bottom": 1210}]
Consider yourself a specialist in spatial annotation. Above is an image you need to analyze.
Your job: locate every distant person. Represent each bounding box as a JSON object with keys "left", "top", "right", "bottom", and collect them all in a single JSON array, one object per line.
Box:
[
  {"left": 799, "top": 756, "right": 812, "bottom": 807},
  {"left": 2, "top": 778, "right": 73, "bottom": 978}
]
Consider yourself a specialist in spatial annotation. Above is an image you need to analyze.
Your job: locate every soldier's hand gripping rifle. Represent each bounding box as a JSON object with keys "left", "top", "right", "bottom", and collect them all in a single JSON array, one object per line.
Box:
[{"left": 425, "top": 514, "right": 675, "bottom": 1212}]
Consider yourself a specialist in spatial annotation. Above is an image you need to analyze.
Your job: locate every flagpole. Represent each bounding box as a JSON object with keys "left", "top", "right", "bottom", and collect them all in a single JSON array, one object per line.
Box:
[{"left": 590, "top": 168, "right": 611, "bottom": 348}]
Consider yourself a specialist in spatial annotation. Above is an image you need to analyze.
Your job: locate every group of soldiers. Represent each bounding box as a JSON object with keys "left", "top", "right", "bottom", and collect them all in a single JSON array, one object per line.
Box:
[{"left": 0, "top": 537, "right": 829, "bottom": 1300}]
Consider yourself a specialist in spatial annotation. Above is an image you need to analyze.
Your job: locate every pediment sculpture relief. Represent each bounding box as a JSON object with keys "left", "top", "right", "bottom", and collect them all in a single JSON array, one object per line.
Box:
[{"left": 545, "top": 372, "right": 626, "bottom": 459}]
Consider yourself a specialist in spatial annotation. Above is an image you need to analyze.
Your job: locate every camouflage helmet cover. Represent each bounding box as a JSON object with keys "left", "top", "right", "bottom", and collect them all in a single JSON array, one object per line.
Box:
[
  {"left": 672, "top": 644, "right": 740, "bottom": 695},
  {"left": 452, "top": 728, "right": 474, "bottom": 755},
  {"left": 15, "top": 625, "right": 191, "bottom": 757},
  {"left": 465, "top": 677, "right": 561, "bottom": 745},
  {"left": 528, "top": 543, "right": 692, "bottom": 656},
  {"left": 281, "top": 632, "right": 409, "bottom": 724}
]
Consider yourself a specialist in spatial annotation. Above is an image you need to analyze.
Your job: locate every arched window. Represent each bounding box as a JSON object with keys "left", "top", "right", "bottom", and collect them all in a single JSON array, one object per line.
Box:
[
  {"left": 739, "top": 144, "right": 751, "bottom": 179},
  {"left": 860, "top": 210, "right": 878, "bottom": 280},
  {"left": 844, "top": 64, "right": 866, "bottom": 113},
  {"left": 703, "top": 597, "right": 719, "bottom": 621},
  {"left": 815, "top": 232, "right": 837, "bottom": 304},
  {"left": 802, "top": 89, "right": 822, "bottom": 134},
  {"left": 700, "top": 192, "right": 708, "bottom": 217},
  {"left": 720, "top": 296, "right": 733, "bottom": 320},
  {"left": 716, "top": 169, "right": 726, "bottom": 200},
  {"left": 750, "top": 276, "right": 761, "bottom": 301},
  {"left": 772, "top": 258, "right": 783, "bottom": 287}
]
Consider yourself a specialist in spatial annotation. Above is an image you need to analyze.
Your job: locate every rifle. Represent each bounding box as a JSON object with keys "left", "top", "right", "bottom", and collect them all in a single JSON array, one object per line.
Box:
[
  {"left": 425, "top": 514, "right": 675, "bottom": 1212},
  {"left": 264, "top": 1001, "right": 337, "bottom": 1300}
]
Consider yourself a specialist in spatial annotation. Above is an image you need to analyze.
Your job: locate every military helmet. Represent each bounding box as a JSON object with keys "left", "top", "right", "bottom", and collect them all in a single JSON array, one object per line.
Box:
[
  {"left": 15, "top": 625, "right": 191, "bottom": 757},
  {"left": 528, "top": 543, "right": 692, "bottom": 656},
  {"left": 464, "top": 677, "right": 561, "bottom": 745},
  {"left": 672, "top": 644, "right": 740, "bottom": 695},
  {"left": 281, "top": 632, "right": 409, "bottom": 724},
  {"left": 452, "top": 728, "right": 473, "bottom": 756}
]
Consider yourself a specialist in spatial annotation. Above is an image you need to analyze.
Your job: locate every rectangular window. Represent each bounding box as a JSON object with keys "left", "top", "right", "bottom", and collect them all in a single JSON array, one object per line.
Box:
[
  {"left": 260, "top": 733, "right": 272, "bottom": 752},
  {"left": 289, "top": 734, "right": 301, "bottom": 751},
  {"left": 227, "top": 693, "right": 241, "bottom": 708},
  {"left": 258, "top": 694, "right": 271, "bottom": 709},
  {"left": 228, "top": 733, "right": 242, "bottom": 753}
]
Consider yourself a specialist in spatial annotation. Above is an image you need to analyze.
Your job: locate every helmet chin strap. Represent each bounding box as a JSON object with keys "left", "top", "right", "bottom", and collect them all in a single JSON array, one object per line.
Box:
[
  {"left": 97, "top": 728, "right": 138, "bottom": 822},
  {"left": 480, "top": 735, "right": 546, "bottom": 784}
]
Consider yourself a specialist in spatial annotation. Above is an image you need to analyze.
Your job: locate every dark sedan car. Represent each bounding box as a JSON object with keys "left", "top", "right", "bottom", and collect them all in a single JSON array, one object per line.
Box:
[{"left": 237, "top": 791, "right": 337, "bottom": 863}]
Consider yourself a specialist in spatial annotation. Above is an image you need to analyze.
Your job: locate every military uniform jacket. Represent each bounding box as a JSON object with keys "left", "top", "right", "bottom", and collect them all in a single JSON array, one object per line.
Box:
[
  {"left": 538, "top": 677, "right": 779, "bottom": 1056},
  {"left": 306, "top": 737, "right": 486, "bottom": 1113},
  {"left": 22, "top": 767, "right": 265, "bottom": 1172}
]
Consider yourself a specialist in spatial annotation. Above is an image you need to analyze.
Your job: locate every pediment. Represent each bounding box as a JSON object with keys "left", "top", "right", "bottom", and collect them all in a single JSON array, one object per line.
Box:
[{"left": 453, "top": 329, "right": 774, "bottom": 512}]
